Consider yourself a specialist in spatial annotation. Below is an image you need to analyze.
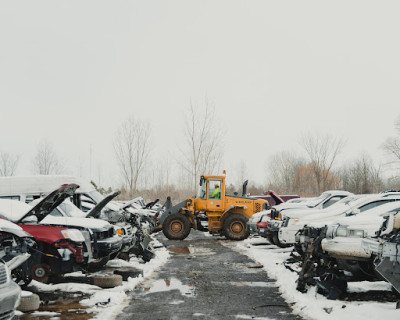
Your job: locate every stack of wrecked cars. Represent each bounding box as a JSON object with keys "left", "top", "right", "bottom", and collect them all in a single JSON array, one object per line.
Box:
[
  {"left": 0, "top": 175, "right": 158, "bottom": 316},
  {"left": 255, "top": 189, "right": 400, "bottom": 300}
]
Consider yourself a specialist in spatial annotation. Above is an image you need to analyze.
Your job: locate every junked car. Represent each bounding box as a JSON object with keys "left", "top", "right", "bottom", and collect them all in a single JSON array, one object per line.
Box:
[
  {"left": 295, "top": 199, "right": 400, "bottom": 299},
  {"left": 362, "top": 212, "right": 400, "bottom": 294},
  {"left": 0, "top": 219, "right": 36, "bottom": 319},
  {"left": 0, "top": 185, "right": 103, "bottom": 283},
  {"left": 266, "top": 191, "right": 353, "bottom": 247},
  {"left": 0, "top": 261, "right": 21, "bottom": 320}
]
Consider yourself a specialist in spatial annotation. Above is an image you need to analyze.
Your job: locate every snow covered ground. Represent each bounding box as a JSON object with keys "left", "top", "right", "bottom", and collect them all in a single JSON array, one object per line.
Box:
[
  {"left": 16, "top": 238, "right": 170, "bottom": 319},
  {"left": 224, "top": 237, "right": 399, "bottom": 320}
]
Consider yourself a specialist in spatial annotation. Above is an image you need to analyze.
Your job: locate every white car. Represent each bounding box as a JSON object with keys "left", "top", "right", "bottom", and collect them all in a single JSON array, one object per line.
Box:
[
  {"left": 280, "top": 193, "right": 400, "bottom": 245},
  {"left": 320, "top": 200, "right": 400, "bottom": 260},
  {"left": 267, "top": 190, "right": 353, "bottom": 247}
]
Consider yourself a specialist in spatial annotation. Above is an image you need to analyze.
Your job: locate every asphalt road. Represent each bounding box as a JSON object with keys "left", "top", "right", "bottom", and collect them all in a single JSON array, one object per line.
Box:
[{"left": 120, "top": 231, "right": 302, "bottom": 320}]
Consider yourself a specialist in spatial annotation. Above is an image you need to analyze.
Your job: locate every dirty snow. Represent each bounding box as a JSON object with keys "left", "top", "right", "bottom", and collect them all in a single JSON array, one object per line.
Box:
[
  {"left": 225, "top": 237, "right": 400, "bottom": 320},
  {"left": 24, "top": 237, "right": 169, "bottom": 320}
]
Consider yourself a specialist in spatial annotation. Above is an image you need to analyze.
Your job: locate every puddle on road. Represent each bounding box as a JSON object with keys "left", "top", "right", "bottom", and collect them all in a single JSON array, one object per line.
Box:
[
  {"left": 169, "top": 246, "right": 191, "bottom": 254},
  {"left": 17, "top": 298, "right": 91, "bottom": 320},
  {"left": 169, "top": 246, "right": 215, "bottom": 256},
  {"left": 140, "top": 277, "right": 195, "bottom": 296},
  {"left": 212, "top": 281, "right": 276, "bottom": 288}
]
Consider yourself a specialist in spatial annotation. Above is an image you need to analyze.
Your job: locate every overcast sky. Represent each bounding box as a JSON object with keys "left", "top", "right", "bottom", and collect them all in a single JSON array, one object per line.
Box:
[{"left": 1, "top": 1, "right": 400, "bottom": 188}]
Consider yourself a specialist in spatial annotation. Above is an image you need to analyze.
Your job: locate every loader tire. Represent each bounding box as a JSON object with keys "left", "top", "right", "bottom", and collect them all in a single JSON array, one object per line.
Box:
[
  {"left": 162, "top": 213, "right": 191, "bottom": 240},
  {"left": 223, "top": 214, "right": 250, "bottom": 241},
  {"left": 87, "top": 256, "right": 110, "bottom": 272}
]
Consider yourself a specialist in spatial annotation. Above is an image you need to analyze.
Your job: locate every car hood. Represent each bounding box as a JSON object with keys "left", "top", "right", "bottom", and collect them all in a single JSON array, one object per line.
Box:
[
  {"left": 0, "top": 217, "right": 34, "bottom": 239},
  {"left": 86, "top": 191, "right": 121, "bottom": 218},
  {"left": 17, "top": 184, "right": 79, "bottom": 224},
  {"left": 41, "top": 215, "right": 112, "bottom": 229}
]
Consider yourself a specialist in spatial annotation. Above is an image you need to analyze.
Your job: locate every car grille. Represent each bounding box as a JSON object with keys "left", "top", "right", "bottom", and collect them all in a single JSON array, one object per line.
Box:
[
  {"left": 0, "top": 264, "right": 8, "bottom": 285},
  {"left": 255, "top": 203, "right": 262, "bottom": 213},
  {"left": 126, "top": 225, "right": 133, "bottom": 236},
  {"left": 0, "top": 310, "right": 14, "bottom": 320},
  {"left": 94, "top": 227, "right": 114, "bottom": 240}
]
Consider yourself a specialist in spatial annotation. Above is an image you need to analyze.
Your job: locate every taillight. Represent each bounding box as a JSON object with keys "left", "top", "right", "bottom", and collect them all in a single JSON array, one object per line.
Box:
[
  {"left": 75, "top": 246, "right": 84, "bottom": 263},
  {"left": 256, "top": 221, "right": 268, "bottom": 228}
]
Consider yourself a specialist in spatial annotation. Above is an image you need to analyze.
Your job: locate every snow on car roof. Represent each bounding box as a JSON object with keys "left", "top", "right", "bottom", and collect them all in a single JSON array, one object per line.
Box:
[
  {"left": 0, "top": 199, "right": 31, "bottom": 222},
  {"left": 0, "top": 175, "right": 95, "bottom": 195}
]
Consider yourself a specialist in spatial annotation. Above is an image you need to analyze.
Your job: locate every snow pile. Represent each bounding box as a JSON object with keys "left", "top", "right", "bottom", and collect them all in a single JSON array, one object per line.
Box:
[
  {"left": 225, "top": 237, "right": 399, "bottom": 320},
  {"left": 81, "top": 238, "right": 170, "bottom": 319},
  {"left": 25, "top": 237, "right": 169, "bottom": 319}
]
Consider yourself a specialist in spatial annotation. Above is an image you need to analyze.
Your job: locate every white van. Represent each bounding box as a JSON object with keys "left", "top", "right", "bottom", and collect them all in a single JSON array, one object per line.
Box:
[{"left": 0, "top": 175, "right": 120, "bottom": 212}]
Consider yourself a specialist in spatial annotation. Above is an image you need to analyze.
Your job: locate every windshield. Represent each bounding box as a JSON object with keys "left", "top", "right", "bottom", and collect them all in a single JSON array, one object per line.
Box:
[
  {"left": 58, "top": 200, "right": 87, "bottom": 218},
  {"left": 88, "top": 190, "right": 104, "bottom": 203},
  {"left": 197, "top": 180, "right": 207, "bottom": 200}
]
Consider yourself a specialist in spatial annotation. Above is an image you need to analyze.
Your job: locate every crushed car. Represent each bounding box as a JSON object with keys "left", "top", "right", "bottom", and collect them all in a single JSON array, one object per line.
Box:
[{"left": 295, "top": 198, "right": 400, "bottom": 299}]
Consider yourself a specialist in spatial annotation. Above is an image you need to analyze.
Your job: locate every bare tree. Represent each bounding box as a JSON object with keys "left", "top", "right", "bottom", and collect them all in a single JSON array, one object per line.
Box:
[
  {"left": 339, "top": 153, "right": 383, "bottom": 194},
  {"left": 179, "top": 99, "right": 224, "bottom": 192},
  {"left": 266, "top": 151, "right": 305, "bottom": 193},
  {"left": 114, "top": 116, "right": 151, "bottom": 197},
  {"left": 383, "top": 115, "right": 400, "bottom": 163},
  {"left": 300, "top": 133, "right": 345, "bottom": 193},
  {"left": 0, "top": 152, "right": 20, "bottom": 176},
  {"left": 33, "top": 139, "right": 60, "bottom": 175}
]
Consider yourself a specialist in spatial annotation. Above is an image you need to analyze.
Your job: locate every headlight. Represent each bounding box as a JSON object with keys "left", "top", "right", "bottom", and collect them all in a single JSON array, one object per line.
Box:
[
  {"left": 335, "top": 226, "right": 365, "bottom": 238},
  {"left": 348, "top": 229, "right": 364, "bottom": 238},
  {"left": 336, "top": 226, "right": 348, "bottom": 237},
  {"left": 61, "top": 229, "right": 85, "bottom": 242}
]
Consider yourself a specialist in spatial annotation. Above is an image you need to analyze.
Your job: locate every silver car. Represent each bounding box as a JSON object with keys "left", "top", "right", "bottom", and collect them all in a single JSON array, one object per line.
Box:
[{"left": 0, "top": 261, "right": 21, "bottom": 320}]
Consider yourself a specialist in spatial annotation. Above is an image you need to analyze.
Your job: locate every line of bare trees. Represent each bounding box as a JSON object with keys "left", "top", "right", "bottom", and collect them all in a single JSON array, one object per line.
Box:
[{"left": 2, "top": 107, "right": 400, "bottom": 202}]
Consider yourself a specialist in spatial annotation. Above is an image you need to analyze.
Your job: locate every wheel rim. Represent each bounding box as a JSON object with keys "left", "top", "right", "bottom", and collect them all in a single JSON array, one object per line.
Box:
[
  {"left": 231, "top": 221, "right": 244, "bottom": 234},
  {"left": 171, "top": 220, "right": 183, "bottom": 234}
]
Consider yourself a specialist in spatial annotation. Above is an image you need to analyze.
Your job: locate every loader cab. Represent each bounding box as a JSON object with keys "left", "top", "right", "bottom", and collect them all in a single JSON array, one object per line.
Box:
[{"left": 196, "top": 175, "right": 225, "bottom": 212}]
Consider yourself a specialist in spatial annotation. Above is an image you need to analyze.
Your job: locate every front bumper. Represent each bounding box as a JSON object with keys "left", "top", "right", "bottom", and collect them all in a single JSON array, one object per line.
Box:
[
  {"left": 0, "top": 280, "right": 21, "bottom": 319},
  {"left": 96, "top": 235, "right": 123, "bottom": 258},
  {"left": 322, "top": 237, "right": 371, "bottom": 259}
]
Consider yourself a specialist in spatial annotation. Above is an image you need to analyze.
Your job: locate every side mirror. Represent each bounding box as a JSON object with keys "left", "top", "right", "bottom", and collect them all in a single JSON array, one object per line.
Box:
[{"left": 353, "top": 208, "right": 360, "bottom": 215}]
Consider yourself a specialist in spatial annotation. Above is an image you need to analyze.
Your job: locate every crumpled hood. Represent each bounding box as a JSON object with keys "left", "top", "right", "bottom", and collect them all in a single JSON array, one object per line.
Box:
[{"left": 41, "top": 215, "right": 112, "bottom": 230}]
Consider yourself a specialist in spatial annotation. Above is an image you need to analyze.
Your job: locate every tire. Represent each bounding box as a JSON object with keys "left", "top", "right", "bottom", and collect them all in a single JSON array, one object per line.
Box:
[
  {"left": 17, "top": 293, "right": 40, "bottom": 312},
  {"left": 88, "top": 256, "right": 110, "bottom": 272},
  {"left": 294, "top": 243, "right": 304, "bottom": 255},
  {"left": 92, "top": 274, "right": 123, "bottom": 288},
  {"left": 162, "top": 213, "right": 191, "bottom": 240},
  {"left": 12, "top": 268, "right": 33, "bottom": 287},
  {"left": 223, "top": 214, "right": 250, "bottom": 241},
  {"left": 266, "top": 235, "right": 274, "bottom": 244},
  {"left": 272, "top": 232, "right": 291, "bottom": 248},
  {"left": 114, "top": 268, "right": 143, "bottom": 281}
]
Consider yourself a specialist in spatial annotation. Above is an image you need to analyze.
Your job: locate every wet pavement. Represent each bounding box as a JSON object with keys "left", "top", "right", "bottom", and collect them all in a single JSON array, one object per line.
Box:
[{"left": 120, "top": 231, "right": 303, "bottom": 320}]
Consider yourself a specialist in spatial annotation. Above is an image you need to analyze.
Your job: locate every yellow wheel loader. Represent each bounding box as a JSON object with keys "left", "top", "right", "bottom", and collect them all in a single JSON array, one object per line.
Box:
[{"left": 158, "top": 173, "right": 268, "bottom": 241}]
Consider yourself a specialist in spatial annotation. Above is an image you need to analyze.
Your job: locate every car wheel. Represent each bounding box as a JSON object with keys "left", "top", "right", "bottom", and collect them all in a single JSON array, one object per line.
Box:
[
  {"left": 92, "top": 274, "right": 123, "bottom": 288},
  {"left": 272, "top": 233, "right": 291, "bottom": 248},
  {"left": 223, "top": 214, "right": 250, "bottom": 241},
  {"left": 162, "top": 213, "right": 191, "bottom": 240},
  {"left": 17, "top": 292, "right": 40, "bottom": 312},
  {"left": 31, "top": 263, "right": 50, "bottom": 283},
  {"left": 88, "top": 256, "right": 110, "bottom": 272},
  {"left": 12, "top": 268, "right": 33, "bottom": 287},
  {"left": 114, "top": 268, "right": 143, "bottom": 281}
]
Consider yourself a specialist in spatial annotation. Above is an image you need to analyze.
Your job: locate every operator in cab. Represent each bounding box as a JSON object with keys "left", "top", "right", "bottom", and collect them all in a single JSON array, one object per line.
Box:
[{"left": 210, "top": 183, "right": 221, "bottom": 199}]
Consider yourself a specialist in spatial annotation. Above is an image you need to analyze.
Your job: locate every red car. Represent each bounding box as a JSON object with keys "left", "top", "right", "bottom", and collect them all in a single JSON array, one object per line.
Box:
[{"left": 0, "top": 185, "right": 91, "bottom": 284}]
